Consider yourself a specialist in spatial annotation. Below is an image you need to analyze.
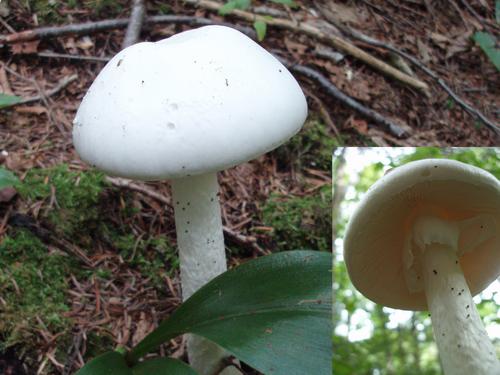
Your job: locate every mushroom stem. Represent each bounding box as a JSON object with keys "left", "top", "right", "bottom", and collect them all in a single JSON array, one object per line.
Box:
[
  {"left": 422, "top": 243, "right": 500, "bottom": 375},
  {"left": 171, "top": 172, "right": 228, "bottom": 375}
]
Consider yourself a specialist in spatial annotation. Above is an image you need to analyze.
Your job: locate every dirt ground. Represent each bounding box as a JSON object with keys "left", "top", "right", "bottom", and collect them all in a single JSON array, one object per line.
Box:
[{"left": 0, "top": 0, "right": 498, "bottom": 374}]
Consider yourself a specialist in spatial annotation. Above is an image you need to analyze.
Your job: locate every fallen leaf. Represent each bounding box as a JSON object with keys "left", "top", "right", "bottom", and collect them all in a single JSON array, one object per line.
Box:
[
  {"left": 347, "top": 117, "right": 368, "bottom": 134},
  {"left": 324, "top": 3, "right": 361, "bottom": 25},
  {"left": 10, "top": 40, "right": 40, "bottom": 55},
  {"left": 0, "top": 187, "right": 16, "bottom": 203}
]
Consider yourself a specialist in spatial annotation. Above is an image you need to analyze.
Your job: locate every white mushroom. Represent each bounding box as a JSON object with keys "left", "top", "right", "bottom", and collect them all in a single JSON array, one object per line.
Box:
[
  {"left": 73, "top": 25, "right": 307, "bottom": 374},
  {"left": 344, "top": 158, "right": 500, "bottom": 375}
]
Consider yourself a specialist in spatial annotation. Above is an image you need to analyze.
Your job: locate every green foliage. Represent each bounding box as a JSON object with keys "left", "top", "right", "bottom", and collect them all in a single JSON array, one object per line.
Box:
[
  {"left": 261, "top": 186, "right": 331, "bottom": 252},
  {"left": 269, "top": 0, "right": 297, "bottom": 7},
  {"left": 393, "top": 147, "right": 500, "bottom": 178},
  {"left": 77, "top": 251, "right": 332, "bottom": 375},
  {"left": 0, "top": 230, "right": 77, "bottom": 349},
  {"left": 0, "top": 167, "right": 19, "bottom": 189},
  {"left": 473, "top": 32, "right": 500, "bottom": 71},
  {"left": 17, "top": 164, "right": 107, "bottom": 239},
  {"left": 218, "top": 0, "right": 251, "bottom": 15},
  {"left": 0, "top": 94, "right": 21, "bottom": 109},
  {"left": 253, "top": 19, "right": 267, "bottom": 41}
]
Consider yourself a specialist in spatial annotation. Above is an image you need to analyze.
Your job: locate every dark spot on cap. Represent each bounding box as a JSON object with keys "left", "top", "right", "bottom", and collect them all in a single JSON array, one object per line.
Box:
[
  {"left": 433, "top": 269, "right": 437, "bottom": 275},
  {"left": 117, "top": 59, "right": 123, "bottom": 67}
]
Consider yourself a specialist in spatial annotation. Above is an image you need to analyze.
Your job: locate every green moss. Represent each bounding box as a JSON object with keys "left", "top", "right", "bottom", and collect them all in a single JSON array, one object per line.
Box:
[
  {"left": 24, "top": 0, "right": 124, "bottom": 24},
  {"left": 273, "top": 119, "right": 339, "bottom": 171},
  {"left": 261, "top": 185, "right": 331, "bottom": 252},
  {"left": 111, "top": 233, "right": 178, "bottom": 289},
  {"left": 17, "top": 164, "right": 107, "bottom": 240},
  {"left": 0, "top": 230, "right": 76, "bottom": 349}
]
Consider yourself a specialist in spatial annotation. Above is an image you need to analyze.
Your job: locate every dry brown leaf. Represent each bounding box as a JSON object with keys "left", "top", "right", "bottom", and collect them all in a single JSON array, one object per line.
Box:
[
  {"left": 0, "top": 187, "right": 16, "bottom": 203},
  {"left": 347, "top": 117, "right": 368, "bottom": 134},
  {"left": 76, "top": 36, "right": 94, "bottom": 50},
  {"left": 10, "top": 40, "right": 40, "bottom": 55},
  {"left": 417, "top": 38, "right": 432, "bottom": 63},
  {"left": 324, "top": 3, "right": 361, "bottom": 25},
  {"left": 284, "top": 37, "right": 308, "bottom": 58}
]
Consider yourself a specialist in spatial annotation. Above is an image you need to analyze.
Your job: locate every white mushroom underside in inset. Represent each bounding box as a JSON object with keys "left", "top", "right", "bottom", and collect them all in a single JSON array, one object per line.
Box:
[
  {"left": 73, "top": 25, "right": 307, "bottom": 375},
  {"left": 344, "top": 158, "right": 500, "bottom": 375}
]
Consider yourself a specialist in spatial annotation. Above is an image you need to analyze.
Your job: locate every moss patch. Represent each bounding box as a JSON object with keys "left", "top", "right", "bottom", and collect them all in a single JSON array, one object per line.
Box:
[
  {"left": 0, "top": 230, "right": 76, "bottom": 349},
  {"left": 261, "top": 185, "right": 331, "bottom": 252}
]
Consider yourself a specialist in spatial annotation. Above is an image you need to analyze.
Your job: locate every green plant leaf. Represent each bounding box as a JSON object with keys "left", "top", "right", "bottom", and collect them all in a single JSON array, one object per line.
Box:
[
  {"left": 128, "top": 251, "right": 332, "bottom": 375},
  {"left": 218, "top": 0, "right": 251, "bottom": 15},
  {"left": 132, "top": 357, "right": 198, "bottom": 374},
  {"left": 270, "top": 0, "right": 298, "bottom": 8},
  {"left": 496, "top": 0, "right": 500, "bottom": 23},
  {"left": 0, "top": 167, "right": 19, "bottom": 190},
  {"left": 75, "top": 351, "right": 133, "bottom": 375},
  {"left": 473, "top": 31, "right": 500, "bottom": 71},
  {"left": 0, "top": 93, "right": 22, "bottom": 109},
  {"left": 253, "top": 20, "right": 267, "bottom": 41}
]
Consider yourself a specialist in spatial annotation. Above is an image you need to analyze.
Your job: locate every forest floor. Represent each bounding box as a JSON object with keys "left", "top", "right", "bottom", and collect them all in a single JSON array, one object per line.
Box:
[{"left": 0, "top": 0, "right": 497, "bottom": 374}]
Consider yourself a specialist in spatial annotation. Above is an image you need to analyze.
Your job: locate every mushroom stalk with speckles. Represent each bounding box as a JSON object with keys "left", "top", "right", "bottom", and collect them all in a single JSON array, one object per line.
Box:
[
  {"left": 171, "top": 173, "right": 228, "bottom": 374},
  {"left": 412, "top": 216, "right": 500, "bottom": 375}
]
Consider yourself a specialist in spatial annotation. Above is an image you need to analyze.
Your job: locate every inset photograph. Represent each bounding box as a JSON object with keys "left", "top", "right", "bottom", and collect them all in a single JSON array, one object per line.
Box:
[{"left": 332, "top": 147, "right": 500, "bottom": 374}]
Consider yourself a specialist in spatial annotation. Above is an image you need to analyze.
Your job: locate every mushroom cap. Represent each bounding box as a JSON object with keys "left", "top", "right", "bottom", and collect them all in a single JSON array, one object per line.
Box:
[
  {"left": 73, "top": 25, "right": 307, "bottom": 180},
  {"left": 344, "top": 158, "right": 500, "bottom": 310}
]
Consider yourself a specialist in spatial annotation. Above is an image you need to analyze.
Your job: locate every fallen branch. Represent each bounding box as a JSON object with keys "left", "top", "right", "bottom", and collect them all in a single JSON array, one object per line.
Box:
[
  {"left": 105, "top": 177, "right": 268, "bottom": 255},
  {"left": 122, "top": 0, "right": 146, "bottom": 49},
  {"left": 184, "top": 0, "right": 430, "bottom": 93},
  {"left": 283, "top": 60, "right": 409, "bottom": 138},
  {"left": 315, "top": 4, "right": 500, "bottom": 135},
  {"left": 0, "top": 15, "right": 255, "bottom": 44}
]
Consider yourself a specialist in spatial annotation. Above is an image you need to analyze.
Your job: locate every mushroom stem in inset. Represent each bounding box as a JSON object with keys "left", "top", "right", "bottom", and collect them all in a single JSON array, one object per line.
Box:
[
  {"left": 415, "top": 217, "right": 500, "bottom": 375},
  {"left": 171, "top": 172, "right": 228, "bottom": 375}
]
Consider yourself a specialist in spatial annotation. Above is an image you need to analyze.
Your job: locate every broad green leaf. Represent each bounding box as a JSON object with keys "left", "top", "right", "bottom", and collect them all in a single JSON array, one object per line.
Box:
[
  {"left": 132, "top": 358, "right": 198, "bottom": 374},
  {"left": 128, "top": 251, "right": 332, "bottom": 375},
  {"left": 270, "top": 0, "right": 298, "bottom": 7},
  {"left": 0, "top": 93, "right": 21, "bottom": 109},
  {"left": 496, "top": 0, "right": 500, "bottom": 23},
  {"left": 75, "top": 351, "right": 133, "bottom": 375},
  {"left": 473, "top": 31, "right": 500, "bottom": 71},
  {"left": 218, "top": 0, "right": 251, "bottom": 15},
  {"left": 253, "top": 20, "right": 267, "bottom": 41},
  {"left": 0, "top": 167, "right": 19, "bottom": 190}
]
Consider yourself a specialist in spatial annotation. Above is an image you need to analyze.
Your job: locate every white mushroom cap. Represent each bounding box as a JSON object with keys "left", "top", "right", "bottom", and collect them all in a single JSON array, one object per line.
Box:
[
  {"left": 344, "top": 158, "right": 500, "bottom": 310},
  {"left": 73, "top": 25, "right": 307, "bottom": 180}
]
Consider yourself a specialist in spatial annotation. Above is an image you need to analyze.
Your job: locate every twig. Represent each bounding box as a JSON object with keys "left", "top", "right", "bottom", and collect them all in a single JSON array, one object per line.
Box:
[
  {"left": 284, "top": 60, "right": 409, "bottom": 138},
  {"left": 38, "top": 51, "right": 110, "bottom": 62},
  {"left": 122, "top": 0, "right": 146, "bottom": 49},
  {"left": 185, "top": 0, "right": 429, "bottom": 93},
  {"left": 315, "top": 3, "right": 500, "bottom": 135},
  {"left": 105, "top": 177, "right": 267, "bottom": 255},
  {"left": 0, "top": 15, "right": 255, "bottom": 44},
  {"left": 0, "top": 74, "right": 78, "bottom": 107}
]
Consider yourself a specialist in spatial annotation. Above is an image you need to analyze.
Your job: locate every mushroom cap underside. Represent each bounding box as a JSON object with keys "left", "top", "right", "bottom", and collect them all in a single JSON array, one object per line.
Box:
[
  {"left": 344, "top": 158, "right": 500, "bottom": 311},
  {"left": 73, "top": 25, "right": 307, "bottom": 180}
]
